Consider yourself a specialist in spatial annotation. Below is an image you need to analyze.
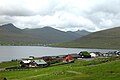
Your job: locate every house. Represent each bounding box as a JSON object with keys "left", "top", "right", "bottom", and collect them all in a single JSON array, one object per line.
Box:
[
  {"left": 68, "top": 53, "right": 80, "bottom": 59},
  {"left": 42, "top": 56, "right": 52, "bottom": 62},
  {"left": 29, "top": 56, "right": 34, "bottom": 59},
  {"left": 106, "top": 51, "right": 120, "bottom": 56},
  {"left": 20, "top": 58, "right": 49, "bottom": 67},
  {"left": 34, "top": 59, "right": 49, "bottom": 67},
  {"left": 90, "top": 52, "right": 97, "bottom": 58},
  {"left": 20, "top": 59, "right": 32, "bottom": 67},
  {"left": 42, "top": 56, "right": 62, "bottom": 64},
  {"left": 115, "top": 51, "right": 120, "bottom": 56},
  {"left": 58, "top": 55, "right": 66, "bottom": 58},
  {"left": 63, "top": 55, "right": 74, "bottom": 63},
  {"left": 90, "top": 52, "right": 102, "bottom": 57}
]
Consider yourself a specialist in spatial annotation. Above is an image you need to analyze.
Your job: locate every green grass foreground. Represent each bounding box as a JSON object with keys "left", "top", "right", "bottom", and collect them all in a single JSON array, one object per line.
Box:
[{"left": 0, "top": 57, "right": 120, "bottom": 80}]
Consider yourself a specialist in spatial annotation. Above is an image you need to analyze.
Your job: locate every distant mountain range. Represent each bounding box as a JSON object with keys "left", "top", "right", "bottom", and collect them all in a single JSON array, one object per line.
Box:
[
  {"left": 55, "top": 27, "right": 120, "bottom": 49},
  {"left": 0, "top": 23, "right": 91, "bottom": 45}
]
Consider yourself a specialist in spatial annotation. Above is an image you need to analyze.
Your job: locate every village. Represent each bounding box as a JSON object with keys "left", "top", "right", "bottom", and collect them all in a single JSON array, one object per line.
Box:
[
  {"left": 19, "top": 50, "right": 120, "bottom": 68},
  {"left": 0, "top": 50, "right": 120, "bottom": 80}
]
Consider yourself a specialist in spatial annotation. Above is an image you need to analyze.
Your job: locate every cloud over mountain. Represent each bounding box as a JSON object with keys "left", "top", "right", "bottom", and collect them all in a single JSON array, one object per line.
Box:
[{"left": 0, "top": 0, "right": 120, "bottom": 32}]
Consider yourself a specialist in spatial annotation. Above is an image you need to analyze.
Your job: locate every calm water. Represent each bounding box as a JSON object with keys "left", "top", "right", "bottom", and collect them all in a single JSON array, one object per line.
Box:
[{"left": 0, "top": 46, "right": 116, "bottom": 62}]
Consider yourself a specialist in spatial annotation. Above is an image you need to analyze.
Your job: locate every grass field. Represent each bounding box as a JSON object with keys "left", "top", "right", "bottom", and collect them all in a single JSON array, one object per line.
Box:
[{"left": 0, "top": 56, "right": 120, "bottom": 80}]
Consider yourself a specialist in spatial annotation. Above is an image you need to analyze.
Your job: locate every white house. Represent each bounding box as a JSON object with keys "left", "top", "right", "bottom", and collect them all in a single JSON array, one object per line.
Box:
[{"left": 90, "top": 53, "right": 97, "bottom": 58}]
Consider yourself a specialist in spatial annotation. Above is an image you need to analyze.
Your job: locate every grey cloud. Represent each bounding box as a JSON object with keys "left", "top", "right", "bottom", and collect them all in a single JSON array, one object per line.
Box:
[
  {"left": 0, "top": 2, "right": 33, "bottom": 16},
  {"left": 0, "top": 9, "right": 33, "bottom": 16},
  {"left": 85, "top": 0, "right": 120, "bottom": 30},
  {"left": 0, "top": 16, "right": 15, "bottom": 24},
  {"left": 0, "top": 0, "right": 120, "bottom": 32},
  {"left": 0, "top": 0, "right": 60, "bottom": 16},
  {"left": 93, "top": 0, "right": 120, "bottom": 14}
]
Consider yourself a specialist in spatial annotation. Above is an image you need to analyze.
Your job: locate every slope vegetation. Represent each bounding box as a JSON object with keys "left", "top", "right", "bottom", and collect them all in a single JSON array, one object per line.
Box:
[
  {"left": 0, "top": 23, "right": 90, "bottom": 45},
  {"left": 56, "top": 27, "right": 120, "bottom": 49},
  {"left": 0, "top": 57, "right": 120, "bottom": 80}
]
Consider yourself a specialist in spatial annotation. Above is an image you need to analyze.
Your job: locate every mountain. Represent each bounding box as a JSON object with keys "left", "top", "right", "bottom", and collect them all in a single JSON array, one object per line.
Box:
[
  {"left": 23, "top": 26, "right": 79, "bottom": 43},
  {"left": 66, "top": 31, "right": 80, "bottom": 37},
  {"left": 74, "top": 30, "right": 90, "bottom": 36},
  {"left": 0, "top": 24, "right": 45, "bottom": 45},
  {"left": 0, "top": 23, "right": 22, "bottom": 32},
  {"left": 55, "top": 27, "right": 120, "bottom": 49},
  {"left": 0, "top": 23, "right": 91, "bottom": 45},
  {"left": 67, "top": 30, "right": 91, "bottom": 37}
]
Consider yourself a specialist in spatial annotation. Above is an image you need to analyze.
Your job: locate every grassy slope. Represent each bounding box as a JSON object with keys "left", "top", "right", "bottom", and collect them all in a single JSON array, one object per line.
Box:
[
  {"left": 54, "top": 27, "right": 120, "bottom": 49},
  {"left": 0, "top": 25, "right": 86, "bottom": 45},
  {"left": 0, "top": 57, "right": 120, "bottom": 80},
  {"left": 0, "top": 61, "right": 19, "bottom": 68},
  {"left": 0, "top": 31, "right": 48, "bottom": 45}
]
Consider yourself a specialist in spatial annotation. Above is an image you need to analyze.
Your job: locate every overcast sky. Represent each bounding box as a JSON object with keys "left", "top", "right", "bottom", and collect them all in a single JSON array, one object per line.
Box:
[{"left": 0, "top": 0, "right": 120, "bottom": 32}]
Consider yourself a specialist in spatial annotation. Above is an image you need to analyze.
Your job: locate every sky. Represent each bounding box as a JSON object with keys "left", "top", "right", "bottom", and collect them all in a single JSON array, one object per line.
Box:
[{"left": 0, "top": 0, "right": 120, "bottom": 32}]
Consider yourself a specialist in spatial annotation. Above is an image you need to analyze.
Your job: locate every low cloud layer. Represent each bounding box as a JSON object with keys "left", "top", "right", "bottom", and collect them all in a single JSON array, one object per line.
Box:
[{"left": 0, "top": 0, "right": 120, "bottom": 32}]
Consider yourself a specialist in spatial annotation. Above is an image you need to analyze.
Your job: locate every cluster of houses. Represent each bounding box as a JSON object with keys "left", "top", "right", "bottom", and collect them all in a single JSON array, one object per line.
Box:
[
  {"left": 20, "top": 50, "right": 120, "bottom": 68},
  {"left": 20, "top": 55, "right": 75, "bottom": 68}
]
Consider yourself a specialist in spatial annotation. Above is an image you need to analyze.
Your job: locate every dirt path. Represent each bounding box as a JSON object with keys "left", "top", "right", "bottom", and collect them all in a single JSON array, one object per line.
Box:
[
  {"left": 67, "top": 70, "right": 82, "bottom": 74},
  {"left": 10, "top": 74, "right": 49, "bottom": 80},
  {"left": 28, "top": 74, "right": 49, "bottom": 78},
  {"left": 22, "top": 73, "right": 49, "bottom": 80}
]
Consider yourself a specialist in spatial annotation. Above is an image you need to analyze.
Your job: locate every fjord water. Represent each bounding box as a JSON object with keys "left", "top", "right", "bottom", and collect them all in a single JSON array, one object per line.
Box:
[{"left": 0, "top": 46, "right": 116, "bottom": 62}]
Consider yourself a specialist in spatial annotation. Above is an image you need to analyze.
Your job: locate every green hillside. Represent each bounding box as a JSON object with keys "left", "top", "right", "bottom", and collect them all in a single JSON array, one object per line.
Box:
[
  {"left": 54, "top": 27, "right": 120, "bottom": 49},
  {"left": 0, "top": 57, "right": 120, "bottom": 80},
  {"left": 0, "top": 23, "right": 90, "bottom": 45}
]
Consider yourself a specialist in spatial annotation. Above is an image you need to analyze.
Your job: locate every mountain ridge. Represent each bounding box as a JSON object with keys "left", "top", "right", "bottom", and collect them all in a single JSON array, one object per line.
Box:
[
  {"left": 0, "top": 23, "right": 91, "bottom": 45},
  {"left": 0, "top": 23, "right": 22, "bottom": 32},
  {"left": 55, "top": 26, "right": 120, "bottom": 49}
]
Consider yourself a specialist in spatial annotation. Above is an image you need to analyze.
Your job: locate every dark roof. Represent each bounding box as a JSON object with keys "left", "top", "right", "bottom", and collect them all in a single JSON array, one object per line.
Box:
[{"left": 68, "top": 53, "right": 80, "bottom": 58}]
